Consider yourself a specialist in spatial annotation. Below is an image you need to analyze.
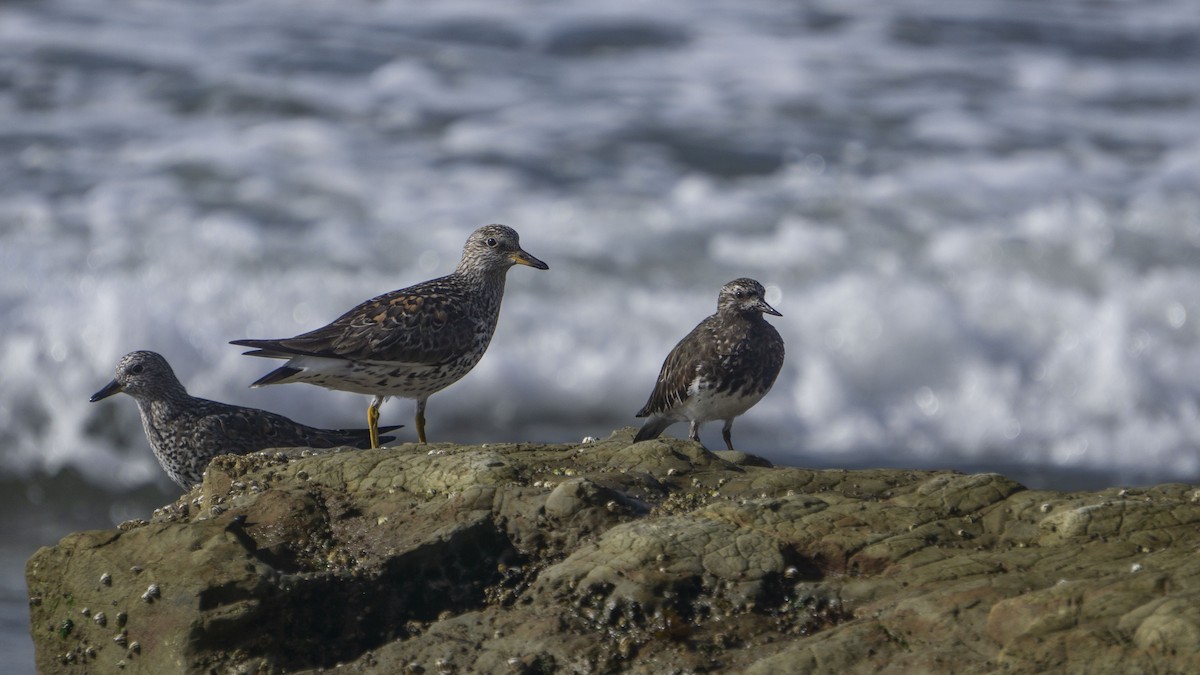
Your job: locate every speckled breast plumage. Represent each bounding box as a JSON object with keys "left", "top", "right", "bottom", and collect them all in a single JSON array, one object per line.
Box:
[
  {"left": 643, "top": 313, "right": 785, "bottom": 423},
  {"left": 135, "top": 396, "right": 394, "bottom": 489}
]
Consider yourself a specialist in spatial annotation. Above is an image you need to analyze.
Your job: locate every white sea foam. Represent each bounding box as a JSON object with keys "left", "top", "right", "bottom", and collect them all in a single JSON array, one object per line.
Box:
[{"left": 2, "top": 0, "right": 1199, "bottom": 493}]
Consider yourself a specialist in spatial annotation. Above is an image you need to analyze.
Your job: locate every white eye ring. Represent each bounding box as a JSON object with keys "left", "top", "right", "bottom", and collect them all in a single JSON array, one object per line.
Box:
[{"left": 486, "top": 237, "right": 498, "bottom": 247}]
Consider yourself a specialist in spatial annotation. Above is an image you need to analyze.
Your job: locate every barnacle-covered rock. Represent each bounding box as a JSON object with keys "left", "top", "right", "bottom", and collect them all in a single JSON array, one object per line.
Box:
[{"left": 26, "top": 431, "right": 1200, "bottom": 673}]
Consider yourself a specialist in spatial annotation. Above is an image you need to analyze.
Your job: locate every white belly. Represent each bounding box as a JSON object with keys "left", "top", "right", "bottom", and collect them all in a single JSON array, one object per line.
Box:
[
  {"left": 287, "top": 355, "right": 473, "bottom": 399},
  {"left": 680, "top": 377, "right": 767, "bottom": 423}
]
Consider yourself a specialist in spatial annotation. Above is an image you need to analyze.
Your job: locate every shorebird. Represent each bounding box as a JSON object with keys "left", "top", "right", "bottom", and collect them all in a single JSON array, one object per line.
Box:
[
  {"left": 90, "top": 350, "right": 398, "bottom": 489},
  {"left": 231, "top": 224, "right": 548, "bottom": 447},
  {"left": 634, "top": 278, "right": 785, "bottom": 451}
]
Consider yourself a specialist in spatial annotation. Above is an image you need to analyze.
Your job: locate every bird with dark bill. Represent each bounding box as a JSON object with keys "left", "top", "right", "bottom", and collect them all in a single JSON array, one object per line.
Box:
[
  {"left": 634, "top": 278, "right": 785, "bottom": 451},
  {"left": 90, "top": 350, "right": 399, "bottom": 490},
  {"left": 231, "top": 224, "right": 548, "bottom": 447}
]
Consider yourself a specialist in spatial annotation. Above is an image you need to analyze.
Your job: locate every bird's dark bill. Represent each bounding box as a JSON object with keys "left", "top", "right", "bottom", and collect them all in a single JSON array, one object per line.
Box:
[
  {"left": 511, "top": 250, "right": 549, "bottom": 270},
  {"left": 90, "top": 379, "right": 123, "bottom": 402}
]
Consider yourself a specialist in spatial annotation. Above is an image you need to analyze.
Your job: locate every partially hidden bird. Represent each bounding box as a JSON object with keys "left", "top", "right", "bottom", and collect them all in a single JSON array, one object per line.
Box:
[{"left": 90, "top": 350, "right": 399, "bottom": 489}]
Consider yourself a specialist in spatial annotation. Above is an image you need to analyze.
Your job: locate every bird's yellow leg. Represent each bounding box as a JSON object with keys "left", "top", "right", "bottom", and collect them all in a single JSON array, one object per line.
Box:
[{"left": 368, "top": 396, "right": 383, "bottom": 449}]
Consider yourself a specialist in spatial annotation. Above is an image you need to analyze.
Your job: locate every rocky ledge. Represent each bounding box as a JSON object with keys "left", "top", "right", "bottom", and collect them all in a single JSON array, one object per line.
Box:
[{"left": 26, "top": 430, "right": 1200, "bottom": 673}]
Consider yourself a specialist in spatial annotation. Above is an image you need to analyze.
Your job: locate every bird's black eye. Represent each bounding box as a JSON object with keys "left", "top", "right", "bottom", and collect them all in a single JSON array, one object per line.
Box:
[
  {"left": 735, "top": 290, "right": 744, "bottom": 299},
  {"left": 130, "top": 364, "right": 144, "bottom": 375},
  {"left": 486, "top": 237, "right": 498, "bottom": 247}
]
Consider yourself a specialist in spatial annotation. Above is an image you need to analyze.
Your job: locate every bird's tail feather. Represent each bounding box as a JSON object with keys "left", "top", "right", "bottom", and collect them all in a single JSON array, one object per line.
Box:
[
  {"left": 249, "top": 365, "right": 303, "bottom": 387},
  {"left": 634, "top": 416, "right": 673, "bottom": 443},
  {"left": 335, "top": 424, "right": 403, "bottom": 449}
]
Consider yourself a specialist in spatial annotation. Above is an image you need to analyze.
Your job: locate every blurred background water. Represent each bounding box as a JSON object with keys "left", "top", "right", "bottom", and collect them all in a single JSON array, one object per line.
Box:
[{"left": 3, "top": 0, "right": 1200, "bottom": 668}]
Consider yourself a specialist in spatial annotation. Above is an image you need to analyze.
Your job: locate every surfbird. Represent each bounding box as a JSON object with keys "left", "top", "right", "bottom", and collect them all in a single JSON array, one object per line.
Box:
[
  {"left": 90, "top": 350, "right": 399, "bottom": 489},
  {"left": 634, "top": 278, "right": 785, "bottom": 450},
  {"left": 231, "top": 224, "right": 549, "bottom": 447}
]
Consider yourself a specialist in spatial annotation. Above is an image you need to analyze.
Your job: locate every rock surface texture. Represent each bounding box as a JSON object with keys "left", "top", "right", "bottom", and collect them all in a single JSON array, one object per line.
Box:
[{"left": 27, "top": 431, "right": 1200, "bottom": 673}]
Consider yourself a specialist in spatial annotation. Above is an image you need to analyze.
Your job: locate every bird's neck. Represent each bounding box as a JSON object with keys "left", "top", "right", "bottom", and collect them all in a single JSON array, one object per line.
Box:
[
  {"left": 719, "top": 309, "right": 759, "bottom": 324},
  {"left": 454, "top": 266, "right": 509, "bottom": 305},
  {"left": 136, "top": 390, "right": 189, "bottom": 420},
  {"left": 454, "top": 255, "right": 509, "bottom": 280}
]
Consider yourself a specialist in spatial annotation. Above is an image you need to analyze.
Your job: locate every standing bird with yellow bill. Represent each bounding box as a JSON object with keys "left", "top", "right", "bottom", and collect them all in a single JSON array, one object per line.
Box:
[{"left": 232, "top": 225, "right": 548, "bottom": 446}]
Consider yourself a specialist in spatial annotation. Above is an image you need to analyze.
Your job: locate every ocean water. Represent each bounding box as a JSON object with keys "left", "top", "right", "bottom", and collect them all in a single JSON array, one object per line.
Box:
[{"left": 3, "top": 0, "right": 1200, "bottom": 668}]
